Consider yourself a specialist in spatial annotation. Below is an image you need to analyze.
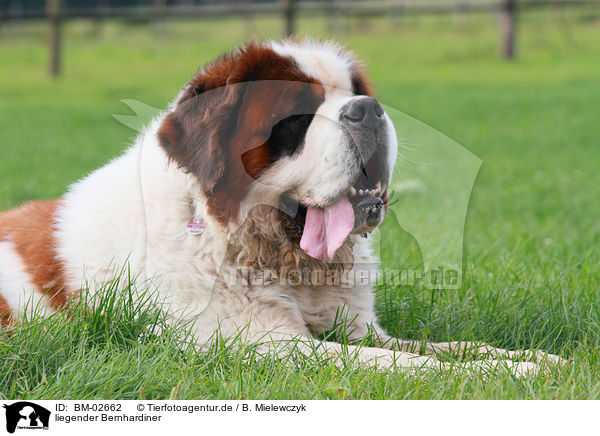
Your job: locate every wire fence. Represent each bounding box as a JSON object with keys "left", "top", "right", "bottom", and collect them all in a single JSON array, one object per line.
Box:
[
  {"left": 1, "top": 0, "right": 599, "bottom": 76},
  {"left": 1, "top": 0, "right": 597, "bottom": 20}
]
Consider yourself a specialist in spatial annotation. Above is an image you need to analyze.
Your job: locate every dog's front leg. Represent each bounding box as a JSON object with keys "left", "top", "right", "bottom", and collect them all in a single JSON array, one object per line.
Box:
[
  {"left": 254, "top": 333, "right": 442, "bottom": 371},
  {"left": 330, "top": 301, "right": 559, "bottom": 375},
  {"left": 420, "top": 340, "right": 564, "bottom": 365},
  {"left": 348, "top": 322, "right": 562, "bottom": 368},
  {"left": 343, "top": 319, "right": 424, "bottom": 353}
]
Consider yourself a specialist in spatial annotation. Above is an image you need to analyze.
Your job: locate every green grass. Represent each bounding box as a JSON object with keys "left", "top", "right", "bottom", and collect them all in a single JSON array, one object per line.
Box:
[{"left": 1, "top": 11, "right": 600, "bottom": 399}]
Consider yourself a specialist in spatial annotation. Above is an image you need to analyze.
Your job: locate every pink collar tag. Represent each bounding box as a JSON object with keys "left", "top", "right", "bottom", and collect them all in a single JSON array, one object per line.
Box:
[{"left": 186, "top": 217, "right": 206, "bottom": 236}]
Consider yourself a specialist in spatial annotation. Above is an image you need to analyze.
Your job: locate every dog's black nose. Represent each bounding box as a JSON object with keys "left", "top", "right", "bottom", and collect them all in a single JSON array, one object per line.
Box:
[{"left": 341, "top": 97, "right": 385, "bottom": 125}]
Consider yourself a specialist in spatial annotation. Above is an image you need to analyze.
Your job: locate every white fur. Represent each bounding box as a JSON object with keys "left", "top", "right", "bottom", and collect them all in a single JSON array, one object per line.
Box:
[
  {"left": 48, "top": 41, "right": 400, "bottom": 355},
  {"left": 269, "top": 40, "right": 356, "bottom": 95}
]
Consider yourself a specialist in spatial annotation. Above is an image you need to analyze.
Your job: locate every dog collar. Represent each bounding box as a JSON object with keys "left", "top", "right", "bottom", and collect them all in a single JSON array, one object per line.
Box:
[{"left": 187, "top": 217, "right": 206, "bottom": 236}]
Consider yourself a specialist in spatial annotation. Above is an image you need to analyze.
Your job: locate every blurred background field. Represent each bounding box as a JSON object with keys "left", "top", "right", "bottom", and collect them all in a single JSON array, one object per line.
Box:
[{"left": 1, "top": 4, "right": 600, "bottom": 398}]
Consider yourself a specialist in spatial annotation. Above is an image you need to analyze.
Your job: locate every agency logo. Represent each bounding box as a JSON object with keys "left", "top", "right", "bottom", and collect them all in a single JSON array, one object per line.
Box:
[{"left": 2, "top": 402, "right": 50, "bottom": 434}]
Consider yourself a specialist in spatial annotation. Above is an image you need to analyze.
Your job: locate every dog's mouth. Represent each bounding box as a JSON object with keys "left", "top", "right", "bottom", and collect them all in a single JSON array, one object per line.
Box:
[{"left": 280, "top": 153, "right": 387, "bottom": 261}]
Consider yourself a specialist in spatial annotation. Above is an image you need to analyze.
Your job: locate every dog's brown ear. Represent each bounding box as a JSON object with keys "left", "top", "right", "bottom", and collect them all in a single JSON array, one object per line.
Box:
[
  {"left": 158, "top": 82, "right": 246, "bottom": 197},
  {"left": 158, "top": 44, "right": 325, "bottom": 224},
  {"left": 157, "top": 43, "right": 285, "bottom": 202}
]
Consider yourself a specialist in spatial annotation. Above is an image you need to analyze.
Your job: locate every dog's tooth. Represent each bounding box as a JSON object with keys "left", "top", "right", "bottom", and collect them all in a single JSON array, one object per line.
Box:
[
  {"left": 349, "top": 186, "right": 357, "bottom": 196},
  {"left": 358, "top": 189, "right": 364, "bottom": 195}
]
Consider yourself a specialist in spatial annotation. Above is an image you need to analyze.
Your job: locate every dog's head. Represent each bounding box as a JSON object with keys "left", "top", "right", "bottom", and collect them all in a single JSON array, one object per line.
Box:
[{"left": 158, "top": 40, "right": 397, "bottom": 261}]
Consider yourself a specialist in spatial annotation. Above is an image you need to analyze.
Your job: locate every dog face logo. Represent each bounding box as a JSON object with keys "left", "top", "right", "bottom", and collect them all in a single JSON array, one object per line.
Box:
[{"left": 2, "top": 402, "right": 50, "bottom": 433}]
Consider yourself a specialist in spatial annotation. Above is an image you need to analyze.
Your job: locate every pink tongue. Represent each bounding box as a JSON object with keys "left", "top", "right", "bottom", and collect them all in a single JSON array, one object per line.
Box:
[{"left": 300, "top": 196, "right": 355, "bottom": 261}]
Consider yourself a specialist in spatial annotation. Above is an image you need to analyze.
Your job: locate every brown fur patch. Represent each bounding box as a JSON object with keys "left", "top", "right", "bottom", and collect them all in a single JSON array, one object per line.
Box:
[
  {"left": 0, "top": 200, "right": 67, "bottom": 311},
  {"left": 0, "top": 293, "right": 11, "bottom": 327}
]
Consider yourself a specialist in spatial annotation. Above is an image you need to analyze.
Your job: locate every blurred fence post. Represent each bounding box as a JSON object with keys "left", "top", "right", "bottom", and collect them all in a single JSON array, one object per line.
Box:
[
  {"left": 283, "top": 0, "right": 296, "bottom": 37},
  {"left": 93, "top": 0, "right": 108, "bottom": 38},
  {"left": 501, "top": 0, "right": 516, "bottom": 59},
  {"left": 327, "top": 0, "right": 336, "bottom": 34},
  {"left": 390, "top": 1, "right": 404, "bottom": 29},
  {"left": 154, "top": 0, "right": 167, "bottom": 35},
  {"left": 242, "top": 0, "right": 256, "bottom": 40},
  {"left": 47, "top": 0, "right": 62, "bottom": 77},
  {"left": 455, "top": 0, "right": 469, "bottom": 27},
  {"left": 329, "top": 0, "right": 349, "bottom": 35},
  {"left": 0, "top": 0, "right": 8, "bottom": 26}
]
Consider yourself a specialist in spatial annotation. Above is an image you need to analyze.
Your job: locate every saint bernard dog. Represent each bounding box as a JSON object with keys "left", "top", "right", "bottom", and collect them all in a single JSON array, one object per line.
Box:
[{"left": 0, "top": 40, "right": 559, "bottom": 373}]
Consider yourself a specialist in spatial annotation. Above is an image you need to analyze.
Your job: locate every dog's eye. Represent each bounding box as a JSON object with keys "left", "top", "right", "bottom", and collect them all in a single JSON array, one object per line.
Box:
[
  {"left": 268, "top": 113, "right": 314, "bottom": 160},
  {"left": 352, "top": 76, "right": 369, "bottom": 96}
]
